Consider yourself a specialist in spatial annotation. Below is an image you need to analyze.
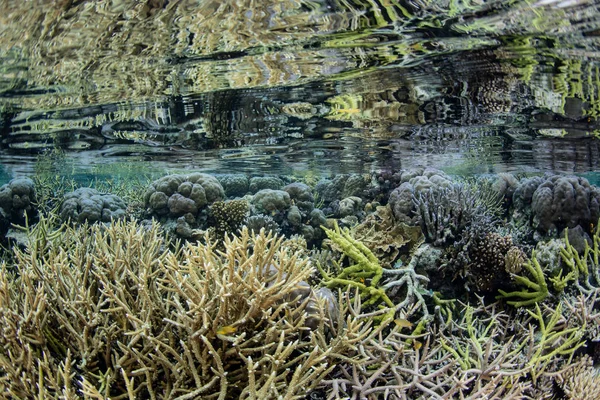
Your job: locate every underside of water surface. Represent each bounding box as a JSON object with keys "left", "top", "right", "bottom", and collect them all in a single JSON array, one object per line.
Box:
[
  {"left": 2, "top": 1, "right": 600, "bottom": 399},
  {"left": 0, "top": 0, "right": 599, "bottom": 180}
]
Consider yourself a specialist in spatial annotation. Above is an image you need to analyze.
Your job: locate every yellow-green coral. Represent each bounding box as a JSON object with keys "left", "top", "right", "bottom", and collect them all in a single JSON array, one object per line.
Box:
[
  {"left": 561, "top": 222, "right": 599, "bottom": 278},
  {"left": 319, "top": 222, "right": 396, "bottom": 321},
  {"left": 497, "top": 249, "right": 548, "bottom": 307},
  {"left": 526, "top": 303, "right": 586, "bottom": 383}
]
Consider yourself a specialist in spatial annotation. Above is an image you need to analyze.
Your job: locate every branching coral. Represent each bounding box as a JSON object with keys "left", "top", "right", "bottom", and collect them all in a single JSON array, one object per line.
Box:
[
  {"left": 319, "top": 222, "right": 395, "bottom": 320},
  {"left": 322, "top": 297, "right": 533, "bottom": 399},
  {"left": 555, "top": 355, "right": 600, "bottom": 400},
  {"left": 320, "top": 222, "right": 431, "bottom": 322},
  {"left": 0, "top": 217, "right": 368, "bottom": 398},
  {"left": 522, "top": 303, "right": 586, "bottom": 384},
  {"left": 497, "top": 249, "right": 549, "bottom": 307},
  {"left": 560, "top": 219, "right": 600, "bottom": 293}
]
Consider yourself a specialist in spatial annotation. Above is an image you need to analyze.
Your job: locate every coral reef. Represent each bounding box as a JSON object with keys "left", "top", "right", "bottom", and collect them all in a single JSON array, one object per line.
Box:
[
  {"left": 1, "top": 169, "right": 600, "bottom": 399},
  {"left": 59, "top": 187, "right": 127, "bottom": 224}
]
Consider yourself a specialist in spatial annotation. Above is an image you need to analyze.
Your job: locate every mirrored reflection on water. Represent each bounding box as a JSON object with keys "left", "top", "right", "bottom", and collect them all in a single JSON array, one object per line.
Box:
[{"left": 1, "top": 0, "right": 600, "bottom": 180}]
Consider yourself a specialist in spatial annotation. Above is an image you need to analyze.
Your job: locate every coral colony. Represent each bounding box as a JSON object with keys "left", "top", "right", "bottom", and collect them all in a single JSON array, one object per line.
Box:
[{"left": 1, "top": 168, "right": 600, "bottom": 399}]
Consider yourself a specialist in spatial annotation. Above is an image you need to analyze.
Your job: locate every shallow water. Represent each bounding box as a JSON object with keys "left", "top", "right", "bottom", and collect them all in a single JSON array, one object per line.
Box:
[
  {"left": 1, "top": 0, "right": 600, "bottom": 180},
  {"left": 4, "top": 3, "right": 600, "bottom": 399}
]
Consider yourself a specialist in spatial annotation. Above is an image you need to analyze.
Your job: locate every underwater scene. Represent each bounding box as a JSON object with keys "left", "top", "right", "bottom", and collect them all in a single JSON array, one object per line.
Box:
[{"left": 2, "top": 0, "right": 600, "bottom": 399}]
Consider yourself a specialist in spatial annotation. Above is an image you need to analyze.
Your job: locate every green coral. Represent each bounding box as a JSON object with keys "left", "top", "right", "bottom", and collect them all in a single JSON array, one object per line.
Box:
[
  {"left": 526, "top": 303, "right": 585, "bottom": 384},
  {"left": 497, "top": 249, "right": 548, "bottom": 307},
  {"left": 560, "top": 219, "right": 600, "bottom": 293},
  {"left": 318, "top": 222, "right": 395, "bottom": 321}
]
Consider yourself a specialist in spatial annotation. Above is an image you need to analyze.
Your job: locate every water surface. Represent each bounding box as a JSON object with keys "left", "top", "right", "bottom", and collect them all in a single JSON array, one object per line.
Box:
[{"left": 1, "top": 0, "right": 600, "bottom": 180}]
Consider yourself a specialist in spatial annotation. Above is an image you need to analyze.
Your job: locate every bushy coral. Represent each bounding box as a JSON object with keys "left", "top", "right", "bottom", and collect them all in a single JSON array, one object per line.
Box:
[
  {"left": 59, "top": 187, "right": 127, "bottom": 224},
  {"left": 0, "top": 218, "right": 362, "bottom": 399},
  {"left": 209, "top": 199, "right": 249, "bottom": 239},
  {"left": 467, "top": 232, "right": 520, "bottom": 292}
]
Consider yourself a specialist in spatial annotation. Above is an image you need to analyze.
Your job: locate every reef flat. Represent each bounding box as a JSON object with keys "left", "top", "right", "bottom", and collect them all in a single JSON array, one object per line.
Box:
[{"left": 1, "top": 168, "right": 600, "bottom": 399}]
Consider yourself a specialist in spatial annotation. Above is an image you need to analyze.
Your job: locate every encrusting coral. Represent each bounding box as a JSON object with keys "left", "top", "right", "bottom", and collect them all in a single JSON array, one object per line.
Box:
[{"left": 0, "top": 215, "right": 368, "bottom": 399}]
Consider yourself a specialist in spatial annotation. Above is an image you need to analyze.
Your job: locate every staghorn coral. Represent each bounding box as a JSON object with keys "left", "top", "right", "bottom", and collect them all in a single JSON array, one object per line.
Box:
[
  {"left": 320, "top": 222, "right": 430, "bottom": 322},
  {"left": 322, "top": 295, "right": 535, "bottom": 399},
  {"left": 556, "top": 355, "right": 600, "bottom": 400},
  {"left": 498, "top": 249, "right": 549, "bottom": 307},
  {"left": 0, "top": 217, "right": 368, "bottom": 399},
  {"left": 560, "top": 219, "right": 600, "bottom": 294}
]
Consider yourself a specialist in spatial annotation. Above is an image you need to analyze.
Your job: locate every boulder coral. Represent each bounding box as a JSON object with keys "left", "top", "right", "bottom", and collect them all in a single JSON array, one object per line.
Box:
[
  {"left": 0, "top": 177, "right": 36, "bottom": 223},
  {"left": 144, "top": 173, "right": 225, "bottom": 218},
  {"left": 59, "top": 187, "right": 127, "bottom": 224},
  {"left": 512, "top": 175, "right": 600, "bottom": 236}
]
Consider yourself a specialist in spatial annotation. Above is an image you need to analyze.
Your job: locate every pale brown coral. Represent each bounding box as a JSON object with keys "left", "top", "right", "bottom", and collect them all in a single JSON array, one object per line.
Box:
[
  {"left": 0, "top": 216, "right": 364, "bottom": 398},
  {"left": 557, "top": 355, "right": 600, "bottom": 400},
  {"left": 352, "top": 204, "right": 423, "bottom": 268}
]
